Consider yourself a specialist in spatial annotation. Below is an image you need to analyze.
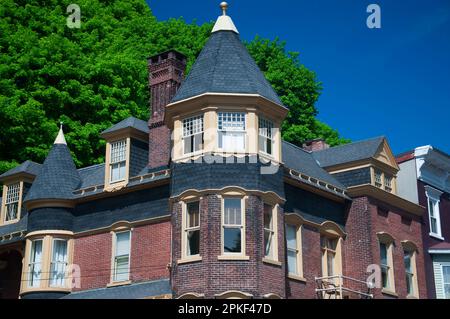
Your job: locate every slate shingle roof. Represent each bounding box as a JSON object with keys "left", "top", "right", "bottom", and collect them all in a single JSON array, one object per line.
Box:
[
  {"left": 312, "top": 136, "right": 385, "bottom": 168},
  {"left": 101, "top": 117, "right": 149, "bottom": 135},
  {"left": 282, "top": 141, "right": 346, "bottom": 189},
  {"left": 62, "top": 279, "right": 171, "bottom": 299},
  {"left": 24, "top": 144, "right": 81, "bottom": 202},
  {"left": 171, "top": 30, "right": 284, "bottom": 106},
  {"left": 77, "top": 164, "right": 105, "bottom": 189},
  {"left": 0, "top": 160, "right": 42, "bottom": 180}
]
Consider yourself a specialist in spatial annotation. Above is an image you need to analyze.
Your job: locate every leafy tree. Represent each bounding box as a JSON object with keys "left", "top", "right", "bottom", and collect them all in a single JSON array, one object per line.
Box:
[{"left": 0, "top": 0, "right": 348, "bottom": 176}]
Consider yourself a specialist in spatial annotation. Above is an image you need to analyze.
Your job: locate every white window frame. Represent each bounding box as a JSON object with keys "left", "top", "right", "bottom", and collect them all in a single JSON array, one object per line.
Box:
[
  {"left": 379, "top": 242, "right": 392, "bottom": 290},
  {"left": 374, "top": 169, "right": 383, "bottom": 188},
  {"left": 442, "top": 264, "right": 450, "bottom": 299},
  {"left": 49, "top": 238, "right": 69, "bottom": 288},
  {"left": 183, "top": 200, "right": 201, "bottom": 258},
  {"left": 28, "top": 239, "right": 43, "bottom": 288},
  {"left": 286, "top": 223, "right": 302, "bottom": 277},
  {"left": 217, "top": 112, "right": 246, "bottom": 153},
  {"left": 112, "top": 230, "right": 131, "bottom": 283},
  {"left": 221, "top": 197, "right": 245, "bottom": 256},
  {"left": 384, "top": 174, "right": 393, "bottom": 193},
  {"left": 263, "top": 204, "right": 278, "bottom": 261},
  {"left": 427, "top": 194, "right": 442, "bottom": 239},
  {"left": 182, "top": 115, "right": 204, "bottom": 155},
  {"left": 109, "top": 139, "right": 127, "bottom": 184},
  {"left": 258, "top": 117, "right": 274, "bottom": 156},
  {"left": 3, "top": 182, "right": 21, "bottom": 223}
]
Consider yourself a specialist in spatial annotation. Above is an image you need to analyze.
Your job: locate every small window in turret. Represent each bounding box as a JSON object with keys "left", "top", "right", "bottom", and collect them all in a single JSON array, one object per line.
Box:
[
  {"left": 258, "top": 117, "right": 274, "bottom": 156},
  {"left": 218, "top": 112, "right": 246, "bottom": 152},
  {"left": 3, "top": 182, "right": 21, "bottom": 223},
  {"left": 110, "top": 140, "right": 127, "bottom": 183},
  {"left": 183, "top": 115, "right": 204, "bottom": 155}
]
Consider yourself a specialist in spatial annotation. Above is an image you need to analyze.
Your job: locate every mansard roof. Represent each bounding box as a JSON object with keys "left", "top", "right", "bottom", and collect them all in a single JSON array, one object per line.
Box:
[
  {"left": 101, "top": 117, "right": 149, "bottom": 136},
  {"left": 171, "top": 30, "right": 283, "bottom": 106},
  {"left": 0, "top": 160, "right": 42, "bottom": 181},
  {"left": 313, "top": 136, "right": 385, "bottom": 168},
  {"left": 282, "top": 141, "right": 346, "bottom": 191},
  {"left": 24, "top": 130, "right": 81, "bottom": 203}
]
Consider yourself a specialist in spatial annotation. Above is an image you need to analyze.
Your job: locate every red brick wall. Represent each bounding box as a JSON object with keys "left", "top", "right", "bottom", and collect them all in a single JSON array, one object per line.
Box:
[
  {"left": 148, "top": 123, "right": 171, "bottom": 169},
  {"left": 73, "top": 221, "right": 171, "bottom": 291}
]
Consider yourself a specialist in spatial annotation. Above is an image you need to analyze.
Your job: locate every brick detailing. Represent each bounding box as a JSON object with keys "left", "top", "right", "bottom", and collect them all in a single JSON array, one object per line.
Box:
[
  {"left": 72, "top": 221, "right": 171, "bottom": 291},
  {"left": 171, "top": 195, "right": 286, "bottom": 298},
  {"left": 147, "top": 51, "right": 186, "bottom": 169},
  {"left": 302, "top": 139, "right": 329, "bottom": 152}
]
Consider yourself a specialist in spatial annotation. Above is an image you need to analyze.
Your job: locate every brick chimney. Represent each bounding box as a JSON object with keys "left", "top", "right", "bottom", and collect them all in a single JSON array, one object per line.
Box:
[
  {"left": 147, "top": 50, "right": 187, "bottom": 169},
  {"left": 302, "top": 138, "right": 330, "bottom": 152}
]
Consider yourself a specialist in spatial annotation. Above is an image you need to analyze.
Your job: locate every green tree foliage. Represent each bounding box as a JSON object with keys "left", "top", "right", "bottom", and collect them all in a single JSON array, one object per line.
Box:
[{"left": 0, "top": 0, "right": 348, "bottom": 175}]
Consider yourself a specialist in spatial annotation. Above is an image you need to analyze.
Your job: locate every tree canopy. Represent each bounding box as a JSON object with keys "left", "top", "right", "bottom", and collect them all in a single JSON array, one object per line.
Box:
[{"left": 0, "top": 0, "right": 348, "bottom": 175}]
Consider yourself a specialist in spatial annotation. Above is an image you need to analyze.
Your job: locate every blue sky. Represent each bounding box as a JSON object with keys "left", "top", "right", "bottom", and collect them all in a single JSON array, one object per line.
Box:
[{"left": 146, "top": 0, "right": 450, "bottom": 154}]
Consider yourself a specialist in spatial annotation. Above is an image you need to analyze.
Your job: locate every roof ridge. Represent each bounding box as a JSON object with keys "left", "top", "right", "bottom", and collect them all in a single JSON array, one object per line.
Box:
[
  {"left": 282, "top": 140, "right": 311, "bottom": 154},
  {"left": 78, "top": 163, "right": 105, "bottom": 172},
  {"left": 314, "top": 136, "right": 385, "bottom": 153}
]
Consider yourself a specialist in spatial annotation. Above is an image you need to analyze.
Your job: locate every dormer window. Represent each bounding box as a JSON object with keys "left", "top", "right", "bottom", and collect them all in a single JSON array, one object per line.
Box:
[
  {"left": 110, "top": 140, "right": 127, "bottom": 183},
  {"left": 372, "top": 168, "right": 396, "bottom": 194},
  {"left": 183, "top": 115, "right": 204, "bottom": 155},
  {"left": 218, "top": 112, "right": 246, "bottom": 152},
  {"left": 2, "top": 182, "right": 22, "bottom": 223},
  {"left": 258, "top": 117, "right": 274, "bottom": 156},
  {"left": 384, "top": 174, "right": 393, "bottom": 192},
  {"left": 374, "top": 170, "right": 382, "bottom": 188}
]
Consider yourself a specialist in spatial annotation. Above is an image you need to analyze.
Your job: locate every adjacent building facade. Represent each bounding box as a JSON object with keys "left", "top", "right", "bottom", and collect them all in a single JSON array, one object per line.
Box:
[
  {"left": 397, "top": 146, "right": 450, "bottom": 299},
  {"left": 0, "top": 4, "right": 436, "bottom": 299}
]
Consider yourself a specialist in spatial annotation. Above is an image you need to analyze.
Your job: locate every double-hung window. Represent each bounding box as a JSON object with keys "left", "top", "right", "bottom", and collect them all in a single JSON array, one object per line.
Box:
[
  {"left": 428, "top": 197, "right": 442, "bottom": 237},
  {"left": 183, "top": 115, "right": 204, "bottom": 154},
  {"left": 384, "top": 174, "right": 393, "bottom": 193},
  {"left": 374, "top": 170, "right": 383, "bottom": 188},
  {"left": 110, "top": 140, "right": 127, "bottom": 183},
  {"left": 185, "top": 201, "right": 200, "bottom": 257},
  {"left": 4, "top": 183, "right": 20, "bottom": 222},
  {"left": 286, "top": 224, "right": 300, "bottom": 276},
  {"left": 404, "top": 250, "right": 416, "bottom": 296},
  {"left": 443, "top": 266, "right": 450, "bottom": 299},
  {"left": 258, "top": 117, "right": 274, "bottom": 155},
  {"left": 380, "top": 243, "right": 391, "bottom": 289},
  {"left": 28, "top": 239, "right": 43, "bottom": 288},
  {"left": 50, "top": 239, "right": 68, "bottom": 287},
  {"left": 113, "top": 231, "right": 131, "bottom": 282},
  {"left": 264, "top": 204, "right": 277, "bottom": 260},
  {"left": 218, "top": 112, "right": 246, "bottom": 152},
  {"left": 222, "top": 198, "right": 244, "bottom": 254},
  {"left": 321, "top": 237, "right": 338, "bottom": 277}
]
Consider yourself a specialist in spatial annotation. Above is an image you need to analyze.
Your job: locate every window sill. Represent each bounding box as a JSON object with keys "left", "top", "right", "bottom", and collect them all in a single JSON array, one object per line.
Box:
[
  {"left": 429, "top": 233, "right": 445, "bottom": 241},
  {"left": 381, "top": 289, "right": 398, "bottom": 298},
  {"left": 177, "top": 256, "right": 202, "bottom": 265},
  {"left": 262, "top": 258, "right": 282, "bottom": 267},
  {"left": 406, "top": 294, "right": 419, "bottom": 299},
  {"left": 107, "top": 280, "right": 131, "bottom": 288},
  {"left": 0, "top": 219, "right": 20, "bottom": 226},
  {"left": 287, "top": 274, "right": 307, "bottom": 283},
  {"left": 218, "top": 255, "right": 250, "bottom": 261}
]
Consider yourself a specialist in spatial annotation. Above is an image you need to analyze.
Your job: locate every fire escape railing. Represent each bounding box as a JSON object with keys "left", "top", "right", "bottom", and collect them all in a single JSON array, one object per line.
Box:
[{"left": 315, "top": 275, "right": 374, "bottom": 299}]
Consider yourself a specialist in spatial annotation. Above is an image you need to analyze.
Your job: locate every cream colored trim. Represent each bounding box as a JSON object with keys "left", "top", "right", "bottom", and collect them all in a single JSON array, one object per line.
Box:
[
  {"left": 172, "top": 186, "right": 284, "bottom": 204},
  {"left": 180, "top": 199, "right": 201, "bottom": 261},
  {"left": 262, "top": 258, "right": 282, "bottom": 266},
  {"left": 382, "top": 289, "right": 398, "bottom": 297},
  {"left": 285, "top": 219, "right": 304, "bottom": 278},
  {"left": 219, "top": 196, "right": 247, "bottom": 259},
  {"left": 25, "top": 199, "right": 75, "bottom": 211},
  {"left": 106, "top": 280, "right": 132, "bottom": 288},
  {"left": 284, "top": 213, "right": 347, "bottom": 238},
  {"left": 347, "top": 184, "right": 425, "bottom": 216},
  {"left": 287, "top": 274, "right": 307, "bottom": 283},
  {"left": 104, "top": 137, "right": 130, "bottom": 192},
  {"left": 215, "top": 290, "right": 253, "bottom": 299},
  {"left": 321, "top": 236, "right": 343, "bottom": 282},
  {"left": 377, "top": 233, "right": 396, "bottom": 293},
  {"left": 178, "top": 292, "right": 205, "bottom": 299},
  {"left": 109, "top": 229, "right": 132, "bottom": 285},
  {"left": 401, "top": 240, "right": 419, "bottom": 252},
  {"left": 26, "top": 230, "right": 74, "bottom": 238},
  {"left": 263, "top": 293, "right": 282, "bottom": 299},
  {"left": 20, "top": 235, "right": 74, "bottom": 295},
  {"left": 177, "top": 256, "right": 203, "bottom": 265},
  {"left": 402, "top": 241, "right": 419, "bottom": 298},
  {"left": 0, "top": 181, "right": 23, "bottom": 225},
  {"left": 263, "top": 204, "right": 279, "bottom": 262}
]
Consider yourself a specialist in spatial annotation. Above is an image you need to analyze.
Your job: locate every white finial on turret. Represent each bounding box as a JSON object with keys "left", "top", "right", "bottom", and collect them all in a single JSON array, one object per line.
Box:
[
  {"left": 54, "top": 122, "right": 67, "bottom": 145},
  {"left": 212, "top": 2, "right": 239, "bottom": 34}
]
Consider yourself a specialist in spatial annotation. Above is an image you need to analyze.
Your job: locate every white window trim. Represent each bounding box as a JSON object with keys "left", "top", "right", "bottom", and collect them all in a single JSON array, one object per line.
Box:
[
  {"left": 109, "top": 139, "right": 128, "bottom": 184},
  {"left": 219, "top": 196, "right": 249, "bottom": 260},
  {"left": 1, "top": 181, "right": 23, "bottom": 225},
  {"left": 426, "top": 192, "right": 443, "bottom": 239},
  {"left": 217, "top": 112, "right": 247, "bottom": 153},
  {"left": 258, "top": 117, "right": 275, "bottom": 157},
  {"left": 286, "top": 223, "right": 303, "bottom": 279},
  {"left": 441, "top": 264, "right": 450, "bottom": 299},
  {"left": 49, "top": 238, "right": 69, "bottom": 288},
  {"left": 110, "top": 230, "right": 132, "bottom": 284},
  {"left": 263, "top": 204, "right": 279, "bottom": 262},
  {"left": 182, "top": 115, "right": 204, "bottom": 156}
]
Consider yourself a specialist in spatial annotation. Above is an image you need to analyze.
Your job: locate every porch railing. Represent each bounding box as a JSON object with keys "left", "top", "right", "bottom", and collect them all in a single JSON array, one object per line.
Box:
[{"left": 315, "top": 275, "right": 374, "bottom": 299}]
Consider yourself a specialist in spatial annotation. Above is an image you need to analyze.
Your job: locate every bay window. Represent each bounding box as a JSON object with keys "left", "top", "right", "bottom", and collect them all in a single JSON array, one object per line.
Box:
[
  {"left": 218, "top": 112, "right": 246, "bottom": 152},
  {"left": 28, "top": 239, "right": 43, "bottom": 288},
  {"left": 4, "top": 182, "right": 21, "bottom": 222},
  {"left": 222, "top": 198, "right": 244, "bottom": 254},
  {"left": 183, "top": 115, "right": 204, "bottom": 154},
  {"left": 113, "top": 231, "right": 131, "bottom": 282},
  {"left": 258, "top": 117, "right": 274, "bottom": 155},
  {"left": 185, "top": 201, "right": 200, "bottom": 257},
  {"left": 110, "top": 139, "right": 127, "bottom": 183},
  {"left": 50, "top": 239, "right": 68, "bottom": 287}
]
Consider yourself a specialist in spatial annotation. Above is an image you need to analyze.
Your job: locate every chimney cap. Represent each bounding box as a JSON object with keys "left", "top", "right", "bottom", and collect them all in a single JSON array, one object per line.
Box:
[{"left": 147, "top": 50, "right": 187, "bottom": 64}]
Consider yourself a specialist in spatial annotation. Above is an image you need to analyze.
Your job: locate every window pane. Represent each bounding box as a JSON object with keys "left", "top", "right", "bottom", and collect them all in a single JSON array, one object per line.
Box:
[
  {"left": 428, "top": 199, "right": 435, "bottom": 217},
  {"left": 327, "top": 253, "right": 335, "bottom": 276},
  {"left": 224, "top": 228, "right": 242, "bottom": 253},
  {"left": 116, "top": 232, "right": 130, "bottom": 256},
  {"left": 114, "top": 255, "right": 129, "bottom": 282},
  {"left": 444, "top": 266, "right": 450, "bottom": 299},
  {"left": 264, "top": 229, "right": 273, "bottom": 257},
  {"left": 5, "top": 183, "right": 20, "bottom": 221},
  {"left": 404, "top": 251, "right": 412, "bottom": 272},
  {"left": 381, "top": 266, "right": 389, "bottom": 288},
  {"left": 187, "top": 230, "right": 200, "bottom": 256},
  {"left": 287, "top": 250, "right": 298, "bottom": 275},
  {"left": 194, "top": 133, "right": 203, "bottom": 152},
  {"left": 286, "top": 225, "right": 297, "bottom": 250},
  {"left": 374, "top": 170, "right": 382, "bottom": 187},
  {"left": 406, "top": 273, "right": 413, "bottom": 295},
  {"left": 380, "top": 243, "right": 388, "bottom": 265},
  {"left": 187, "top": 201, "right": 200, "bottom": 228},
  {"left": 224, "top": 198, "right": 241, "bottom": 226},
  {"left": 110, "top": 140, "right": 126, "bottom": 163},
  {"left": 50, "top": 240, "right": 68, "bottom": 287},
  {"left": 220, "top": 132, "right": 245, "bottom": 152},
  {"left": 264, "top": 205, "right": 273, "bottom": 230},
  {"left": 29, "top": 240, "right": 43, "bottom": 288}
]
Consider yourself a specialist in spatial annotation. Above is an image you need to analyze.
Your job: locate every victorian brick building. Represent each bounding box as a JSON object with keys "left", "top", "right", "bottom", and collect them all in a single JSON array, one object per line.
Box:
[{"left": 0, "top": 3, "right": 431, "bottom": 299}]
